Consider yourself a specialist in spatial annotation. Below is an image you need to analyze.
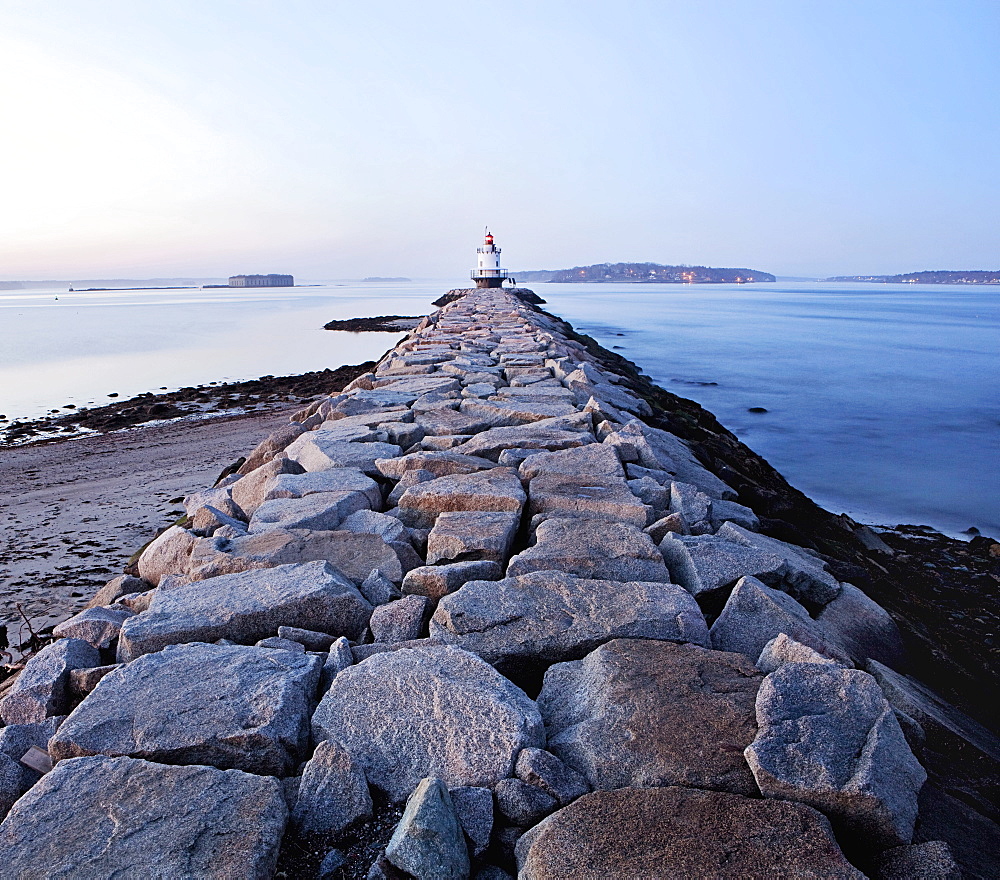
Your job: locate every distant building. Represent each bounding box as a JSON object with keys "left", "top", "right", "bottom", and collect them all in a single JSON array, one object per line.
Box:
[{"left": 228, "top": 274, "right": 294, "bottom": 288}]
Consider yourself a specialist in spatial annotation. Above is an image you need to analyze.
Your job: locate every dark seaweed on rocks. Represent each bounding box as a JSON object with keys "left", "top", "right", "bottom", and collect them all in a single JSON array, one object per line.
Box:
[
  {"left": 1, "top": 363, "right": 377, "bottom": 445},
  {"left": 323, "top": 316, "right": 421, "bottom": 332}
]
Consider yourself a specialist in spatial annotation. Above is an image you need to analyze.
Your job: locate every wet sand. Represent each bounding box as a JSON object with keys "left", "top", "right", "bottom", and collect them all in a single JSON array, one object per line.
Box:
[{"left": 0, "top": 409, "right": 298, "bottom": 645}]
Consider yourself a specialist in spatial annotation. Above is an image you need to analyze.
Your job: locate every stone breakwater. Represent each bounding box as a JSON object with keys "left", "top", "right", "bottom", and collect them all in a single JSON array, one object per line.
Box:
[{"left": 0, "top": 287, "right": 974, "bottom": 878}]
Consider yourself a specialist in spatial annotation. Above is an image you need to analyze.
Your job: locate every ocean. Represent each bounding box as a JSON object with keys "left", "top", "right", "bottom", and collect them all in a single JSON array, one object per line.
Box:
[
  {"left": 1, "top": 280, "right": 996, "bottom": 538},
  {"left": 0, "top": 282, "right": 442, "bottom": 420},
  {"left": 540, "top": 282, "right": 1000, "bottom": 539}
]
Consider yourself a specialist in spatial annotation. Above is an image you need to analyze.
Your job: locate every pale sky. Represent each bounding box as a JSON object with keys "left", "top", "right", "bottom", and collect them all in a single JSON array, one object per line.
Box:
[{"left": 1, "top": 0, "right": 997, "bottom": 279}]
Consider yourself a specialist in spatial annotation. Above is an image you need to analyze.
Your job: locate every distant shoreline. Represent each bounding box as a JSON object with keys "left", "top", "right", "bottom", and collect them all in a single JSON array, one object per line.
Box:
[
  {"left": 826, "top": 271, "right": 1000, "bottom": 284},
  {"left": 516, "top": 262, "right": 775, "bottom": 283},
  {"left": 72, "top": 286, "right": 199, "bottom": 292},
  {"left": 828, "top": 280, "right": 1000, "bottom": 284},
  {"left": 539, "top": 278, "right": 773, "bottom": 284}
]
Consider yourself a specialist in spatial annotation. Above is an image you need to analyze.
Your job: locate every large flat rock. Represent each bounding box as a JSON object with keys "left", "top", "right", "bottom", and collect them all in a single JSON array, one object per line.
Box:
[
  {"left": 375, "top": 450, "right": 497, "bottom": 480},
  {"left": 118, "top": 560, "right": 371, "bottom": 661},
  {"left": 354, "top": 388, "right": 443, "bottom": 409},
  {"left": 187, "top": 529, "right": 403, "bottom": 585},
  {"left": 516, "top": 786, "right": 863, "bottom": 879},
  {"left": 52, "top": 642, "right": 321, "bottom": 776},
  {"left": 508, "top": 517, "right": 670, "bottom": 583},
  {"left": 413, "top": 406, "right": 494, "bottom": 436},
  {"left": 451, "top": 424, "right": 593, "bottom": 462},
  {"left": 284, "top": 431, "right": 401, "bottom": 474},
  {"left": 498, "top": 387, "right": 574, "bottom": 404},
  {"left": 430, "top": 572, "right": 708, "bottom": 673},
  {"left": 314, "top": 407, "right": 413, "bottom": 428},
  {"left": 517, "top": 443, "right": 625, "bottom": 480},
  {"left": 539, "top": 639, "right": 762, "bottom": 795},
  {"left": 249, "top": 490, "right": 375, "bottom": 533},
  {"left": 0, "top": 755, "right": 287, "bottom": 878},
  {"left": 745, "top": 662, "right": 927, "bottom": 848},
  {"left": 312, "top": 645, "right": 544, "bottom": 802},
  {"left": 526, "top": 473, "right": 650, "bottom": 527},
  {"left": 264, "top": 467, "right": 382, "bottom": 507},
  {"left": 425, "top": 510, "right": 520, "bottom": 565},
  {"left": 396, "top": 468, "right": 526, "bottom": 529},
  {"left": 372, "top": 375, "right": 462, "bottom": 395},
  {"left": 458, "top": 399, "right": 580, "bottom": 428}
]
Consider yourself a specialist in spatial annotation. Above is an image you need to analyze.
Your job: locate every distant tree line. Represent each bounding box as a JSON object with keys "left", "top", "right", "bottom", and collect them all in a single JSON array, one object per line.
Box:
[
  {"left": 826, "top": 270, "right": 1000, "bottom": 284},
  {"left": 515, "top": 262, "right": 776, "bottom": 283}
]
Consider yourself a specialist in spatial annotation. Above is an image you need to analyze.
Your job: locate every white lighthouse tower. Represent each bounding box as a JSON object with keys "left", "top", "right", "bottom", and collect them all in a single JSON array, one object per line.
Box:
[{"left": 471, "top": 228, "right": 509, "bottom": 288}]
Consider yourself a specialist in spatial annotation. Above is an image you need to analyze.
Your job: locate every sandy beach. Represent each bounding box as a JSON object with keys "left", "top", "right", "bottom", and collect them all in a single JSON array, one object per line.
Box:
[
  {"left": 0, "top": 408, "right": 298, "bottom": 645},
  {"left": 0, "top": 361, "right": 374, "bottom": 647}
]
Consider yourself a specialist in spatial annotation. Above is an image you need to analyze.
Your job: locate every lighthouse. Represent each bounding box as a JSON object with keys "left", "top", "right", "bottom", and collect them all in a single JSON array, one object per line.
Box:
[{"left": 470, "top": 228, "right": 509, "bottom": 288}]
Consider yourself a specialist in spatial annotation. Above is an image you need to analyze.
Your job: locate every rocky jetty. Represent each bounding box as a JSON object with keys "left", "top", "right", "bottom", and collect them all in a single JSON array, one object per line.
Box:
[{"left": 0, "top": 287, "right": 994, "bottom": 878}]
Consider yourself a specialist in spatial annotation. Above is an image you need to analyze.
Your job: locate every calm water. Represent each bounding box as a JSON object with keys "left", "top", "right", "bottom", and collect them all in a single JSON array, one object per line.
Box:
[
  {"left": 540, "top": 282, "right": 1000, "bottom": 538},
  {"left": 0, "top": 279, "right": 996, "bottom": 538},
  {"left": 0, "top": 282, "right": 442, "bottom": 421}
]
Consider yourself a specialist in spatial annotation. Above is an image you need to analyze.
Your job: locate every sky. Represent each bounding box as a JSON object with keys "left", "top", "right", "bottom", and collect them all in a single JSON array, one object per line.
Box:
[{"left": 1, "top": 0, "right": 997, "bottom": 279}]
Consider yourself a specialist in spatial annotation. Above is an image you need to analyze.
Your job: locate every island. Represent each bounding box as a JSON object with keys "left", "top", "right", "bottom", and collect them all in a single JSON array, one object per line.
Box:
[
  {"left": 826, "top": 270, "right": 1000, "bottom": 284},
  {"left": 515, "top": 262, "right": 775, "bottom": 283}
]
